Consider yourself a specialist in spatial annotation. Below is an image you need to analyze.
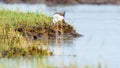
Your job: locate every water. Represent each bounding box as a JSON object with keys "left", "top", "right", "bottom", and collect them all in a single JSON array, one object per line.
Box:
[{"left": 0, "top": 3, "right": 120, "bottom": 68}]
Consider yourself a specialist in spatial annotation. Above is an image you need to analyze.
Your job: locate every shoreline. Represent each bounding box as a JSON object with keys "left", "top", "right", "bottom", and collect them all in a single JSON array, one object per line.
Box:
[{"left": 0, "top": 0, "right": 120, "bottom": 6}]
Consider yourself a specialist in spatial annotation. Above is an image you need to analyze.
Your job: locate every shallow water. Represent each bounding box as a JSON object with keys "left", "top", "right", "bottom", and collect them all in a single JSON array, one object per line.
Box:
[{"left": 0, "top": 3, "right": 120, "bottom": 68}]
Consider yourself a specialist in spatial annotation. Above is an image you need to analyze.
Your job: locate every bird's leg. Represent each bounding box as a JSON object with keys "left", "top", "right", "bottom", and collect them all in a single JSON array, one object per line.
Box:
[
  {"left": 60, "top": 21, "right": 63, "bottom": 47},
  {"left": 56, "top": 22, "right": 58, "bottom": 46},
  {"left": 61, "top": 21, "right": 63, "bottom": 35}
]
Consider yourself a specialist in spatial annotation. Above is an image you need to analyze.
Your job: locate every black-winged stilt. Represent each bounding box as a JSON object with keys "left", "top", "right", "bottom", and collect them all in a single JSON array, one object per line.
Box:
[
  {"left": 53, "top": 12, "right": 65, "bottom": 45},
  {"left": 53, "top": 12, "right": 65, "bottom": 24}
]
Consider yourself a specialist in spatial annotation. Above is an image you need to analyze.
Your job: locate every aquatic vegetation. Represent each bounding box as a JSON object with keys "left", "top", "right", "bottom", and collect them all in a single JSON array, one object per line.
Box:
[
  {"left": 0, "top": 10, "right": 53, "bottom": 58},
  {"left": 2, "top": 46, "right": 53, "bottom": 58},
  {"left": 57, "top": 63, "right": 103, "bottom": 68},
  {"left": 0, "top": 56, "right": 56, "bottom": 68}
]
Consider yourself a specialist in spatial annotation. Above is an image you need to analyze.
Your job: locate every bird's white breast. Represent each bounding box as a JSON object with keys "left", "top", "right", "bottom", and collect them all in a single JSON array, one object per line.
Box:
[{"left": 53, "top": 14, "right": 64, "bottom": 24}]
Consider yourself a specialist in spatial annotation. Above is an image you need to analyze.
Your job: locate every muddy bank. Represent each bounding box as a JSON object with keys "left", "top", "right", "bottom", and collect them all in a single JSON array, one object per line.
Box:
[
  {"left": 1, "top": 21, "right": 81, "bottom": 58},
  {"left": 1, "top": 0, "right": 120, "bottom": 5},
  {"left": 15, "top": 21, "right": 81, "bottom": 40}
]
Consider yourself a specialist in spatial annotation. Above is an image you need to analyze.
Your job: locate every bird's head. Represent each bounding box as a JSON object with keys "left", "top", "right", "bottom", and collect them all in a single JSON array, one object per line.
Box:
[{"left": 54, "top": 11, "right": 65, "bottom": 17}]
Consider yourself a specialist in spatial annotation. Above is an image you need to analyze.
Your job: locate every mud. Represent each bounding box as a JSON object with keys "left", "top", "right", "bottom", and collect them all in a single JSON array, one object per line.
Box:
[{"left": 15, "top": 21, "right": 82, "bottom": 40}]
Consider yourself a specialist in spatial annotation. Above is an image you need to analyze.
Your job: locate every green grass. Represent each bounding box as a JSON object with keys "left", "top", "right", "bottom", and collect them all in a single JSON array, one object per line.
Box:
[
  {"left": 0, "top": 9, "right": 52, "bottom": 26},
  {"left": 0, "top": 9, "right": 52, "bottom": 58}
]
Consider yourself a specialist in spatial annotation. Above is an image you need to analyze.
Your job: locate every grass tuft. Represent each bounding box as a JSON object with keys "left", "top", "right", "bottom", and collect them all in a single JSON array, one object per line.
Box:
[{"left": 0, "top": 9, "right": 52, "bottom": 58}]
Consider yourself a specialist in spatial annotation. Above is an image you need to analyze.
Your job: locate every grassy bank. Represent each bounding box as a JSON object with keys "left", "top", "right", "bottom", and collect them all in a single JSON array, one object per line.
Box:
[
  {"left": 0, "top": 9, "right": 80, "bottom": 58},
  {"left": 0, "top": 10, "right": 52, "bottom": 58}
]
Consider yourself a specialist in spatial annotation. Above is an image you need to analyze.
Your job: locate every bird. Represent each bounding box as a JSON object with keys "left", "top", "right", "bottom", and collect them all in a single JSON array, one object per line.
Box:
[
  {"left": 53, "top": 12, "right": 65, "bottom": 24},
  {"left": 52, "top": 12, "right": 65, "bottom": 46}
]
